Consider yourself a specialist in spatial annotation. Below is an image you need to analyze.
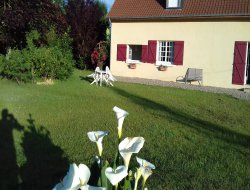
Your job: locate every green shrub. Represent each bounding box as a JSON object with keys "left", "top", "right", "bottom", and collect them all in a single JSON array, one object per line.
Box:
[
  {"left": 27, "top": 29, "right": 74, "bottom": 80},
  {"left": 1, "top": 49, "right": 32, "bottom": 83},
  {"left": 0, "top": 55, "right": 4, "bottom": 75},
  {"left": 0, "top": 29, "right": 75, "bottom": 83},
  {"left": 32, "top": 46, "right": 73, "bottom": 80}
]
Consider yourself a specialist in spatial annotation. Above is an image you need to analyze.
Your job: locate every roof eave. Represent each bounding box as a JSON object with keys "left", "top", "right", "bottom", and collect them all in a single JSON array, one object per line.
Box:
[{"left": 108, "top": 14, "right": 250, "bottom": 22}]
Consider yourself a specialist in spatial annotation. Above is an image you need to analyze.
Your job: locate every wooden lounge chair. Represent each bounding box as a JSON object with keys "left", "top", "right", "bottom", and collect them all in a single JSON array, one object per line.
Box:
[{"left": 176, "top": 68, "right": 203, "bottom": 85}]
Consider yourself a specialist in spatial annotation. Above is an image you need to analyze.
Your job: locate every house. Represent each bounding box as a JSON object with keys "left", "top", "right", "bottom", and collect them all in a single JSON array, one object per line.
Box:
[{"left": 107, "top": 0, "right": 250, "bottom": 88}]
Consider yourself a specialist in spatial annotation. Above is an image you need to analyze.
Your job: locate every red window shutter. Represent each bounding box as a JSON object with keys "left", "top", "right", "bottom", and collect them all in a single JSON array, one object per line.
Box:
[
  {"left": 174, "top": 41, "right": 184, "bottom": 65},
  {"left": 117, "top": 44, "right": 127, "bottom": 61},
  {"left": 141, "top": 45, "right": 148, "bottom": 63},
  {"left": 147, "top": 40, "right": 157, "bottom": 64},
  {"left": 232, "top": 41, "right": 247, "bottom": 85}
]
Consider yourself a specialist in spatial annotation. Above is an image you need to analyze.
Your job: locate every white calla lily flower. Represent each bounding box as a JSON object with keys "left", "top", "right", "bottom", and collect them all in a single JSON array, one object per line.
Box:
[
  {"left": 53, "top": 163, "right": 105, "bottom": 190},
  {"left": 105, "top": 165, "right": 128, "bottom": 186},
  {"left": 78, "top": 164, "right": 91, "bottom": 186},
  {"left": 80, "top": 184, "right": 106, "bottom": 190},
  {"left": 87, "top": 131, "right": 109, "bottom": 156},
  {"left": 134, "top": 167, "right": 143, "bottom": 190},
  {"left": 119, "top": 137, "right": 145, "bottom": 169},
  {"left": 141, "top": 167, "right": 153, "bottom": 184},
  {"left": 136, "top": 157, "right": 155, "bottom": 188},
  {"left": 53, "top": 163, "right": 90, "bottom": 190},
  {"left": 113, "top": 106, "right": 129, "bottom": 139},
  {"left": 136, "top": 157, "right": 155, "bottom": 170}
]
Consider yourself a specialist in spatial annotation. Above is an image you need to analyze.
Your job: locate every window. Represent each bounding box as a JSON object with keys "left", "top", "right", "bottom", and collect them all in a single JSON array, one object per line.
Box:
[
  {"left": 118, "top": 41, "right": 184, "bottom": 65},
  {"left": 166, "top": 0, "right": 182, "bottom": 8},
  {"left": 127, "top": 45, "right": 142, "bottom": 63},
  {"left": 157, "top": 41, "right": 174, "bottom": 65}
]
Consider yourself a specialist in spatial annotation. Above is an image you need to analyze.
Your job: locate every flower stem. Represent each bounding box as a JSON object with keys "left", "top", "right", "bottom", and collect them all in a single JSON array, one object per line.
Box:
[
  {"left": 142, "top": 179, "right": 147, "bottom": 189},
  {"left": 115, "top": 138, "right": 121, "bottom": 167},
  {"left": 99, "top": 156, "right": 103, "bottom": 187},
  {"left": 133, "top": 180, "right": 138, "bottom": 190},
  {"left": 115, "top": 183, "right": 118, "bottom": 190}
]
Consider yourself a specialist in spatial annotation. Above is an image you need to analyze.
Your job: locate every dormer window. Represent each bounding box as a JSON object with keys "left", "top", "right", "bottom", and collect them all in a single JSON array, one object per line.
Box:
[{"left": 166, "top": 0, "right": 182, "bottom": 9}]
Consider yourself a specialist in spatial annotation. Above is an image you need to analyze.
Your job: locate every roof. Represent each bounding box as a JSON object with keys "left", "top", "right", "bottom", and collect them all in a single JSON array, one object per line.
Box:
[{"left": 107, "top": 0, "right": 250, "bottom": 21}]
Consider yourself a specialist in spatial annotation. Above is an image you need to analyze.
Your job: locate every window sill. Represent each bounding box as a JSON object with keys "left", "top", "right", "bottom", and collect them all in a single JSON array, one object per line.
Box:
[{"left": 126, "top": 60, "right": 141, "bottom": 64}]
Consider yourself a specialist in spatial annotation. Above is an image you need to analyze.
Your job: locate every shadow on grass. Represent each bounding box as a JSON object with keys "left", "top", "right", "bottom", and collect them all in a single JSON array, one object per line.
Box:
[
  {"left": 79, "top": 76, "right": 93, "bottom": 83},
  {"left": 0, "top": 109, "right": 23, "bottom": 189},
  {"left": 20, "top": 114, "right": 69, "bottom": 190},
  {"left": 0, "top": 109, "right": 69, "bottom": 189},
  {"left": 88, "top": 159, "right": 101, "bottom": 186},
  {"left": 111, "top": 87, "right": 250, "bottom": 148}
]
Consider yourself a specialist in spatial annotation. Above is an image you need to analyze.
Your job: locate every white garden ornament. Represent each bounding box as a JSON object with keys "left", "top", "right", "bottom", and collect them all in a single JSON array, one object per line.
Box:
[
  {"left": 119, "top": 137, "right": 145, "bottom": 169},
  {"left": 112, "top": 106, "right": 129, "bottom": 139},
  {"left": 87, "top": 131, "right": 109, "bottom": 156},
  {"left": 105, "top": 165, "right": 128, "bottom": 186}
]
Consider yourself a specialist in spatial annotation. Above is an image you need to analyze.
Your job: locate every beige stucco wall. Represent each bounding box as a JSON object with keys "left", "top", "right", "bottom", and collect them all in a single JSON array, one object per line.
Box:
[{"left": 110, "top": 21, "right": 250, "bottom": 88}]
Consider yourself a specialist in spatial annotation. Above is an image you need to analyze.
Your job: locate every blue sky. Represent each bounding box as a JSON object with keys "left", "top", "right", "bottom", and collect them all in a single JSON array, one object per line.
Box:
[{"left": 101, "top": 0, "right": 115, "bottom": 11}]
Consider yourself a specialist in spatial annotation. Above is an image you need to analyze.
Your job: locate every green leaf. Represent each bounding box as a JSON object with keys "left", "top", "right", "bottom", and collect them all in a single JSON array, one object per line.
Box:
[
  {"left": 113, "top": 150, "right": 120, "bottom": 169},
  {"left": 123, "top": 178, "right": 132, "bottom": 190},
  {"left": 99, "top": 160, "right": 112, "bottom": 189}
]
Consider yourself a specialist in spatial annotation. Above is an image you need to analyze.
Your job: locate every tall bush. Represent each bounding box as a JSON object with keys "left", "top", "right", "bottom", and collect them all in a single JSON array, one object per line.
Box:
[{"left": 66, "top": 0, "right": 108, "bottom": 69}]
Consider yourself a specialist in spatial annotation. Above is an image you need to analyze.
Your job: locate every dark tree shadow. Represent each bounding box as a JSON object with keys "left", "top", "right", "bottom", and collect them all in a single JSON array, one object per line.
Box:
[
  {"left": 0, "top": 109, "right": 23, "bottom": 189},
  {"left": 20, "top": 114, "right": 69, "bottom": 190},
  {"left": 88, "top": 159, "right": 100, "bottom": 186},
  {"left": 111, "top": 87, "right": 250, "bottom": 148}
]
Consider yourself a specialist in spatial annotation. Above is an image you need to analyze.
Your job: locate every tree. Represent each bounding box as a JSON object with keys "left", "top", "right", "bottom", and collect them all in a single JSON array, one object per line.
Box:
[
  {"left": 0, "top": 0, "right": 13, "bottom": 11},
  {"left": 52, "top": 0, "right": 66, "bottom": 13},
  {"left": 66, "top": 0, "right": 108, "bottom": 69},
  {"left": 0, "top": 0, "right": 67, "bottom": 52}
]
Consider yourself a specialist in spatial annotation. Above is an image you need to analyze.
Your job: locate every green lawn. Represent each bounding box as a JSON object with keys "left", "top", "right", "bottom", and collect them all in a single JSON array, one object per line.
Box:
[{"left": 0, "top": 69, "right": 249, "bottom": 190}]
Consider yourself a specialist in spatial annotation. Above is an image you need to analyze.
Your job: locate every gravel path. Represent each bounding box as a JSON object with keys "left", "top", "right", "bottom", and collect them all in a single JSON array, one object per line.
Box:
[{"left": 115, "top": 76, "right": 250, "bottom": 100}]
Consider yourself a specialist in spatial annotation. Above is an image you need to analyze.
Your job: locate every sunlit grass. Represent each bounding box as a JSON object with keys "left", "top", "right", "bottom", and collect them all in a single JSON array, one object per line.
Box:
[{"left": 0, "top": 69, "right": 249, "bottom": 190}]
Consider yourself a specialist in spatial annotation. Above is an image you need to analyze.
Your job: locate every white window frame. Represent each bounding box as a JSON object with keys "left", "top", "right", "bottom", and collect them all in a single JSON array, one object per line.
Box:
[
  {"left": 156, "top": 41, "right": 175, "bottom": 66},
  {"left": 245, "top": 43, "right": 250, "bottom": 85},
  {"left": 126, "top": 45, "right": 141, "bottom": 64},
  {"left": 166, "top": 0, "right": 182, "bottom": 8}
]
